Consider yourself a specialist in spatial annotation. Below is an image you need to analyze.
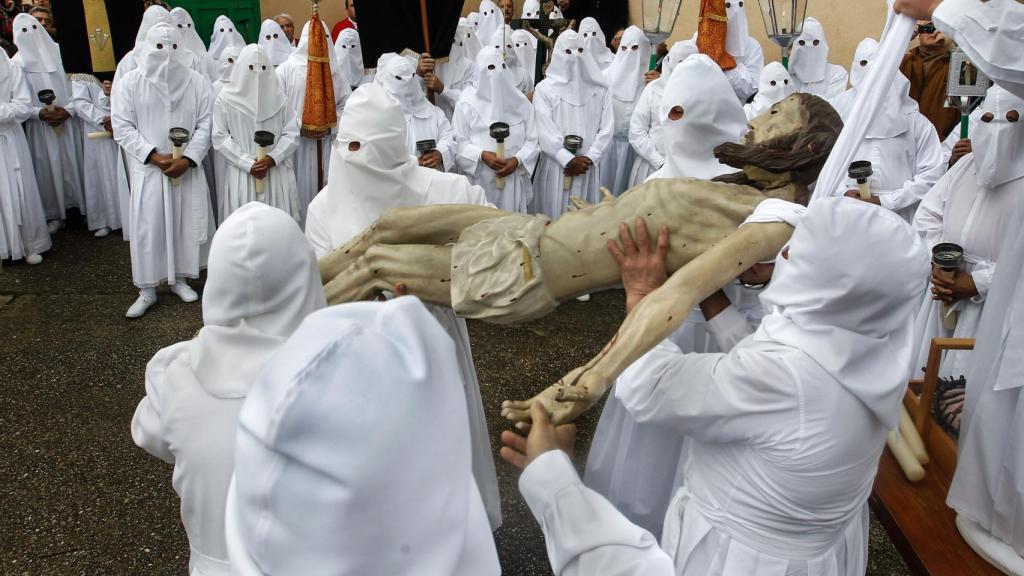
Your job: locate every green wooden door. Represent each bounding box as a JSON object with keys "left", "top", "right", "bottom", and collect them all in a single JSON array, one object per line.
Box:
[{"left": 169, "top": 0, "right": 261, "bottom": 46}]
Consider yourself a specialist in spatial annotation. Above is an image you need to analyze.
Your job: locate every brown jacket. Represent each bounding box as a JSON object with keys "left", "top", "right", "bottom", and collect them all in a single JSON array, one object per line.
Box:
[{"left": 901, "top": 45, "right": 961, "bottom": 140}]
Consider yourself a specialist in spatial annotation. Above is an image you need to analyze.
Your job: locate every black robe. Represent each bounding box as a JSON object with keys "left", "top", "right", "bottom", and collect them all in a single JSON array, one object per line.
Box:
[{"left": 51, "top": 0, "right": 143, "bottom": 80}]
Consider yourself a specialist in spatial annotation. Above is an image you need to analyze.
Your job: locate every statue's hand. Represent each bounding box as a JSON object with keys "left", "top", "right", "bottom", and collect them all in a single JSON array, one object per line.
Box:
[
  {"left": 502, "top": 365, "right": 607, "bottom": 428},
  {"left": 568, "top": 196, "right": 590, "bottom": 210}
]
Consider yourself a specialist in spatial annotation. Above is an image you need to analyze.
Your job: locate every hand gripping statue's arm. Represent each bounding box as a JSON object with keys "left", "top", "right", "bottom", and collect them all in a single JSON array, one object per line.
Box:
[{"left": 501, "top": 221, "right": 794, "bottom": 426}]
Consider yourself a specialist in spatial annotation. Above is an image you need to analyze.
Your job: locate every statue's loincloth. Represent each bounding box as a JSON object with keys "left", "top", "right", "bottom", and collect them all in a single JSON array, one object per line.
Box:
[{"left": 451, "top": 213, "right": 558, "bottom": 325}]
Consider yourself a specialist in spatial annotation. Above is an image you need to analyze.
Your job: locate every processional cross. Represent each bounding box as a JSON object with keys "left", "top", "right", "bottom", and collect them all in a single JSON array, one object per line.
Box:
[{"left": 509, "top": 1, "right": 572, "bottom": 82}]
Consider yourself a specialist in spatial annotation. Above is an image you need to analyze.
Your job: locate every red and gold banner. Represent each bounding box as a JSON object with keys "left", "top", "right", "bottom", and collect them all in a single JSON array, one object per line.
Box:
[
  {"left": 697, "top": 0, "right": 736, "bottom": 71},
  {"left": 301, "top": 9, "right": 337, "bottom": 137}
]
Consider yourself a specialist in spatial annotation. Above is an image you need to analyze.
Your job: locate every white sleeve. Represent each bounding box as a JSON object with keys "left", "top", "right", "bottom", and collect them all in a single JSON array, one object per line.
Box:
[
  {"left": 705, "top": 305, "right": 756, "bottom": 352},
  {"left": 304, "top": 197, "right": 334, "bottom": 258},
  {"left": 519, "top": 450, "right": 676, "bottom": 576},
  {"left": 0, "top": 66, "right": 34, "bottom": 124},
  {"left": 584, "top": 90, "right": 615, "bottom": 165},
  {"left": 515, "top": 105, "right": 541, "bottom": 178},
  {"left": 268, "top": 100, "right": 301, "bottom": 164},
  {"left": 879, "top": 114, "right": 945, "bottom": 212},
  {"left": 184, "top": 77, "right": 213, "bottom": 165},
  {"left": 211, "top": 99, "right": 256, "bottom": 171},
  {"left": 111, "top": 76, "right": 158, "bottom": 163},
  {"left": 533, "top": 89, "right": 574, "bottom": 168},
  {"left": 616, "top": 340, "right": 801, "bottom": 443},
  {"left": 724, "top": 41, "right": 764, "bottom": 102},
  {"left": 434, "top": 110, "right": 458, "bottom": 172},
  {"left": 130, "top": 347, "right": 181, "bottom": 464},
  {"left": 453, "top": 103, "right": 484, "bottom": 177},
  {"left": 825, "top": 66, "right": 850, "bottom": 100},
  {"left": 628, "top": 88, "right": 665, "bottom": 169},
  {"left": 70, "top": 80, "right": 106, "bottom": 127},
  {"left": 933, "top": 0, "right": 1024, "bottom": 99}
]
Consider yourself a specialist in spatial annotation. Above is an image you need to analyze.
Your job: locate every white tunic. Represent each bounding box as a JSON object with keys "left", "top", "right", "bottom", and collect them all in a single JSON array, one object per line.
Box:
[
  {"left": 211, "top": 99, "right": 301, "bottom": 223},
  {"left": 305, "top": 173, "right": 503, "bottom": 530},
  {"left": 627, "top": 83, "right": 664, "bottom": 188},
  {"left": 13, "top": 61, "right": 85, "bottom": 221},
  {"left": 112, "top": 70, "right": 214, "bottom": 288},
  {"left": 585, "top": 289, "right": 762, "bottom": 537},
  {"left": 452, "top": 99, "right": 539, "bottom": 213},
  {"left": 831, "top": 97, "right": 945, "bottom": 222},
  {"left": 723, "top": 37, "right": 765, "bottom": 103},
  {"left": 910, "top": 155, "right": 1022, "bottom": 378},
  {"left": 530, "top": 83, "right": 614, "bottom": 217},
  {"left": 0, "top": 57, "right": 49, "bottom": 260},
  {"left": 71, "top": 76, "right": 121, "bottom": 232},
  {"left": 275, "top": 54, "right": 347, "bottom": 227},
  {"left": 405, "top": 108, "right": 458, "bottom": 172},
  {"left": 793, "top": 64, "right": 849, "bottom": 100}
]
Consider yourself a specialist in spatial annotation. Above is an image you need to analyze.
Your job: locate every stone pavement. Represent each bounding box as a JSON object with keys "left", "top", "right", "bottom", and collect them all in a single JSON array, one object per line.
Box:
[{"left": 0, "top": 217, "right": 909, "bottom": 574}]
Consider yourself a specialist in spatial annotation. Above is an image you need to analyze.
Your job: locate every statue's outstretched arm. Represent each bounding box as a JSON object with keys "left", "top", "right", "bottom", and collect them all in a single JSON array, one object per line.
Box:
[
  {"left": 319, "top": 204, "right": 505, "bottom": 284},
  {"left": 502, "top": 221, "right": 794, "bottom": 426}
]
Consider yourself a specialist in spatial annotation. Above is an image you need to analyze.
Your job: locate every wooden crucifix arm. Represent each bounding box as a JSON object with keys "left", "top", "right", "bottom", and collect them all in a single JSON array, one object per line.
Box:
[{"left": 502, "top": 221, "right": 794, "bottom": 426}]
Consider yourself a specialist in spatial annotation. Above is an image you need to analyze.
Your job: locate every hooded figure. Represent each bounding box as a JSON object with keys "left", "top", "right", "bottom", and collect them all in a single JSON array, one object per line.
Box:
[
  {"left": 789, "top": 17, "right": 849, "bottom": 100},
  {"left": 12, "top": 13, "right": 86, "bottom": 230},
  {"left": 213, "top": 45, "right": 301, "bottom": 223},
  {"left": 600, "top": 26, "right": 651, "bottom": 196},
  {"left": 580, "top": 17, "right": 614, "bottom": 70},
  {"left": 453, "top": 46, "right": 540, "bottom": 212},
  {"left": 304, "top": 84, "right": 502, "bottom": 530},
  {"left": 378, "top": 55, "right": 457, "bottom": 172},
  {"left": 111, "top": 22, "right": 215, "bottom": 318},
  {"left": 744, "top": 61, "right": 795, "bottom": 120},
  {"left": 208, "top": 15, "right": 245, "bottom": 62},
  {"left": 258, "top": 19, "right": 294, "bottom": 67},
  {"left": 487, "top": 25, "right": 532, "bottom": 94},
  {"left": 209, "top": 44, "right": 240, "bottom": 221},
  {"left": 512, "top": 29, "right": 538, "bottom": 86},
  {"left": 831, "top": 38, "right": 944, "bottom": 223},
  {"left": 132, "top": 202, "right": 325, "bottom": 576},
  {"left": 211, "top": 45, "right": 240, "bottom": 97},
  {"left": 944, "top": 92, "right": 1024, "bottom": 576},
  {"left": 531, "top": 30, "right": 614, "bottom": 217},
  {"left": 531, "top": 198, "right": 928, "bottom": 575},
  {"left": 475, "top": 0, "right": 503, "bottom": 46},
  {"left": 171, "top": 7, "right": 215, "bottom": 81},
  {"left": 910, "top": 83, "right": 1024, "bottom": 385},
  {"left": 276, "top": 19, "right": 350, "bottom": 225},
  {"left": 71, "top": 74, "right": 121, "bottom": 237},
  {"left": 433, "top": 19, "right": 481, "bottom": 121},
  {"left": 722, "top": 0, "right": 765, "bottom": 101},
  {"left": 224, "top": 297, "right": 500, "bottom": 576},
  {"left": 649, "top": 54, "right": 747, "bottom": 180},
  {"left": 333, "top": 28, "right": 368, "bottom": 90},
  {"left": 627, "top": 40, "right": 697, "bottom": 187},
  {"left": 0, "top": 48, "right": 50, "bottom": 264}
]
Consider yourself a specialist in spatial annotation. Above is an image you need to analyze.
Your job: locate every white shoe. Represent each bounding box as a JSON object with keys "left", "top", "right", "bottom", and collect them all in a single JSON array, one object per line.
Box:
[
  {"left": 170, "top": 282, "right": 199, "bottom": 303},
  {"left": 576, "top": 294, "right": 591, "bottom": 302},
  {"left": 46, "top": 220, "right": 62, "bottom": 234},
  {"left": 94, "top": 227, "right": 110, "bottom": 238},
  {"left": 126, "top": 290, "right": 157, "bottom": 319},
  {"left": 24, "top": 254, "right": 42, "bottom": 265}
]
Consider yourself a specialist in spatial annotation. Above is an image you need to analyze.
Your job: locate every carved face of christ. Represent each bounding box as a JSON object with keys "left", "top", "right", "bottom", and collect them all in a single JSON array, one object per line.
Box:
[{"left": 744, "top": 95, "right": 803, "bottom": 146}]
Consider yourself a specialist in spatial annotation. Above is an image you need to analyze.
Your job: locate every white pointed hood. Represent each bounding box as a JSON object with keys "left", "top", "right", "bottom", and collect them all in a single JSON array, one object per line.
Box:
[
  {"left": 606, "top": 26, "right": 651, "bottom": 103},
  {"left": 745, "top": 61, "right": 795, "bottom": 119},
  {"left": 834, "top": 37, "right": 916, "bottom": 139},
  {"left": 379, "top": 55, "right": 434, "bottom": 119},
  {"left": 459, "top": 17, "right": 484, "bottom": 62},
  {"left": 228, "top": 297, "right": 500, "bottom": 575},
  {"left": 658, "top": 54, "right": 747, "bottom": 179},
  {"left": 438, "top": 20, "right": 478, "bottom": 86},
  {"left": 476, "top": 0, "right": 504, "bottom": 45},
  {"left": 725, "top": 0, "right": 750, "bottom": 57},
  {"left": 789, "top": 17, "right": 829, "bottom": 84},
  {"left": 542, "top": 30, "right": 607, "bottom": 106},
  {"left": 134, "top": 5, "right": 171, "bottom": 48},
  {"left": 258, "top": 19, "right": 294, "bottom": 66},
  {"left": 973, "top": 83, "right": 1024, "bottom": 189},
  {"left": 139, "top": 23, "right": 194, "bottom": 108},
  {"left": 214, "top": 44, "right": 241, "bottom": 87},
  {"left": 579, "top": 17, "right": 614, "bottom": 69},
  {"left": 333, "top": 28, "right": 365, "bottom": 87},
  {"left": 220, "top": 45, "right": 287, "bottom": 122},
  {"left": 209, "top": 15, "right": 246, "bottom": 61},
  {"left": 12, "top": 13, "right": 61, "bottom": 73},
  {"left": 191, "top": 203, "right": 325, "bottom": 399},
  {"left": 521, "top": 0, "right": 542, "bottom": 18},
  {"left": 325, "top": 84, "right": 428, "bottom": 243},
  {"left": 465, "top": 46, "right": 530, "bottom": 126},
  {"left": 756, "top": 198, "right": 929, "bottom": 428},
  {"left": 650, "top": 40, "right": 698, "bottom": 100},
  {"left": 170, "top": 7, "right": 208, "bottom": 57},
  {"left": 511, "top": 29, "right": 538, "bottom": 83},
  {"left": 488, "top": 25, "right": 528, "bottom": 92}
]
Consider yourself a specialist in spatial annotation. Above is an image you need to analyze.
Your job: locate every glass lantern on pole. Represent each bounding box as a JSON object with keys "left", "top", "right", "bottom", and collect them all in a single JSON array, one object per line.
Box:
[
  {"left": 640, "top": 0, "right": 683, "bottom": 70},
  {"left": 756, "top": 0, "right": 809, "bottom": 68}
]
